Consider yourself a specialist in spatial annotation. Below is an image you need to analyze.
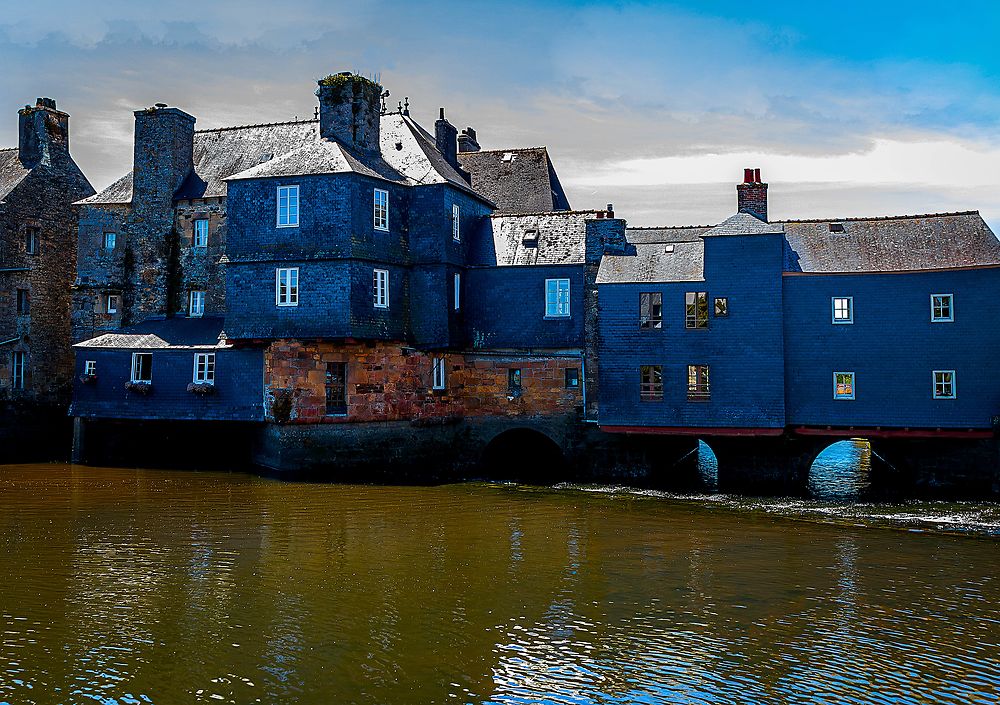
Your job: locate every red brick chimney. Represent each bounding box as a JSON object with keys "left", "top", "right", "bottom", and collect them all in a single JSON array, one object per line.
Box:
[{"left": 737, "top": 167, "right": 768, "bottom": 222}]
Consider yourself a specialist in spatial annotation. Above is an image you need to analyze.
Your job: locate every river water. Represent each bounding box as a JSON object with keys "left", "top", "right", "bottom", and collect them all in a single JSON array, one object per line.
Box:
[{"left": 0, "top": 462, "right": 997, "bottom": 705}]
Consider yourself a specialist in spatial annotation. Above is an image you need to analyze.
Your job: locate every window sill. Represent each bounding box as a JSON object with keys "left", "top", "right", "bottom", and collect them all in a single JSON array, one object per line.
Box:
[
  {"left": 276, "top": 224, "right": 299, "bottom": 229},
  {"left": 639, "top": 325, "right": 663, "bottom": 331},
  {"left": 832, "top": 321, "right": 854, "bottom": 325},
  {"left": 930, "top": 319, "right": 954, "bottom": 323},
  {"left": 544, "top": 315, "right": 571, "bottom": 320}
]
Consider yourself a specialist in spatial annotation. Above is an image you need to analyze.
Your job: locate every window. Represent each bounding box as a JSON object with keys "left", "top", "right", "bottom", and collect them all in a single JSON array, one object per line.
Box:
[
  {"left": 432, "top": 357, "right": 446, "bottom": 390},
  {"left": 545, "top": 278, "right": 571, "bottom": 318},
  {"left": 84, "top": 360, "right": 96, "bottom": 377},
  {"left": 685, "top": 292, "right": 708, "bottom": 329},
  {"left": 276, "top": 268, "right": 299, "bottom": 307},
  {"left": 639, "top": 292, "right": 662, "bottom": 329},
  {"left": 453, "top": 273, "right": 461, "bottom": 311},
  {"left": 103, "top": 232, "right": 116, "bottom": 250},
  {"left": 687, "top": 365, "right": 710, "bottom": 400},
  {"left": 834, "top": 372, "right": 855, "bottom": 400},
  {"left": 130, "top": 353, "right": 152, "bottom": 383},
  {"left": 189, "top": 290, "right": 206, "bottom": 318},
  {"left": 106, "top": 294, "right": 120, "bottom": 315},
  {"left": 193, "top": 219, "right": 209, "bottom": 248},
  {"left": 508, "top": 368, "right": 522, "bottom": 396},
  {"left": 832, "top": 296, "right": 853, "bottom": 324},
  {"left": 374, "top": 189, "right": 389, "bottom": 231},
  {"left": 373, "top": 269, "right": 389, "bottom": 309},
  {"left": 640, "top": 365, "right": 663, "bottom": 401},
  {"left": 15, "top": 289, "right": 29, "bottom": 316},
  {"left": 193, "top": 352, "right": 215, "bottom": 385},
  {"left": 452, "top": 203, "right": 461, "bottom": 241},
  {"left": 10, "top": 351, "right": 25, "bottom": 390},
  {"left": 24, "top": 227, "right": 38, "bottom": 255},
  {"left": 325, "top": 362, "right": 348, "bottom": 415},
  {"left": 931, "top": 294, "right": 953, "bottom": 322},
  {"left": 565, "top": 368, "right": 580, "bottom": 388},
  {"left": 714, "top": 297, "right": 728, "bottom": 317},
  {"left": 277, "top": 185, "right": 299, "bottom": 227},
  {"left": 933, "top": 370, "right": 956, "bottom": 399}
]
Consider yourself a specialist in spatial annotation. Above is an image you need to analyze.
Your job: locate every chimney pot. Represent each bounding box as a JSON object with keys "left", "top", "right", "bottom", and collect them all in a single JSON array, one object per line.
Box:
[
  {"left": 736, "top": 168, "right": 768, "bottom": 221},
  {"left": 754, "top": 168, "right": 761, "bottom": 182},
  {"left": 743, "top": 168, "right": 753, "bottom": 184}
]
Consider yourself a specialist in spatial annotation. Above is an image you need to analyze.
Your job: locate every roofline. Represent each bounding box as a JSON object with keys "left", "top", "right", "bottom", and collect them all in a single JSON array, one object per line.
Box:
[
  {"left": 628, "top": 224, "right": 716, "bottom": 231},
  {"left": 458, "top": 146, "right": 549, "bottom": 155},
  {"left": 775, "top": 210, "right": 980, "bottom": 224},
  {"left": 491, "top": 209, "right": 606, "bottom": 218},
  {"left": 195, "top": 118, "right": 318, "bottom": 134},
  {"left": 783, "top": 262, "right": 1000, "bottom": 276}
]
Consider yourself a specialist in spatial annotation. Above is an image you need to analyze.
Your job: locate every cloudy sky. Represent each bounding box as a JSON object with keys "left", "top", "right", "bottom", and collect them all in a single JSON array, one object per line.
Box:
[{"left": 2, "top": 0, "right": 998, "bottom": 229}]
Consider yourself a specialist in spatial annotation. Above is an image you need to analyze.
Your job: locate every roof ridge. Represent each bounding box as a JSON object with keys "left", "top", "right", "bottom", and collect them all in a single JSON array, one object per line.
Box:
[
  {"left": 195, "top": 118, "right": 318, "bottom": 134},
  {"left": 492, "top": 209, "right": 601, "bottom": 217},
  {"left": 462, "top": 146, "right": 549, "bottom": 154},
  {"left": 0, "top": 146, "right": 17, "bottom": 153},
  {"left": 628, "top": 224, "right": 716, "bottom": 230},
  {"left": 776, "top": 210, "right": 979, "bottom": 224}
]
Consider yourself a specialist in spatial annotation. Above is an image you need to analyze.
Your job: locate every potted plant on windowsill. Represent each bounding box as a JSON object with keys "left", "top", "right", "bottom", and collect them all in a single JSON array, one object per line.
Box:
[
  {"left": 79, "top": 374, "right": 97, "bottom": 385},
  {"left": 125, "top": 381, "right": 153, "bottom": 395},
  {"left": 187, "top": 382, "right": 215, "bottom": 395}
]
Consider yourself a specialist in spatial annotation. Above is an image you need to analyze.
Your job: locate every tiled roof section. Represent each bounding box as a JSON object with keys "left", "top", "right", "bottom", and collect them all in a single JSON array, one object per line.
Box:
[
  {"left": 598, "top": 240, "right": 705, "bottom": 284},
  {"left": 0, "top": 148, "right": 30, "bottom": 201},
  {"left": 473, "top": 211, "right": 596, "bottom": 266},
  {"left": 457, "top": 147, "right": 571, "bottom": 214},
  {"left": 626, "top": 225, "right": 712, "bottom": 244},
  {"left": 781, "top": 211, "right": 1000, "bottom": 272},
  {"left": 225, "top": 139, "right": 407, "bottom": 184},
  {"left": 706, "top": 212, "right": 784, "bottom": 237},
  {"left": 74, "top": 316, "right": 228, "bottom": 349}
]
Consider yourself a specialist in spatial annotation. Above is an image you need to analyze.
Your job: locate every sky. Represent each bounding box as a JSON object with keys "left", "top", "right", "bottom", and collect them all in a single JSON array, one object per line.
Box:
[{"left": 1, "top": 0, "right": 999, "bottom": 230}]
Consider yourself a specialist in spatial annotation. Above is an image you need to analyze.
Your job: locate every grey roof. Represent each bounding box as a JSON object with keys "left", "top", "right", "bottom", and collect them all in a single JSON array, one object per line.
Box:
[
  {"left": 481, "top": 211, "right": 596, "bottom": 266},
  {"left": 457, "top": 147, "right": 571, "bottom": 214},
  {"left": 0, "top": 148, "right": 30, "bottom": 201},
  {"left": 598, "top": 240, "right": 705, "bottom": 284},
  {"left": 75, "top": 316, "right": 228, "bottom": 350},
  {"left": 706, "top": 211, "right": 784, "bottom": 237},
  {"left": 382, "top": 114, "right": 488, "bottom": 200},
  {"left": 626, "top": 226, "right": 712, "bottom": 244},
  {"left": 226, "top": 139, "right": 407, "bottom": 184}
]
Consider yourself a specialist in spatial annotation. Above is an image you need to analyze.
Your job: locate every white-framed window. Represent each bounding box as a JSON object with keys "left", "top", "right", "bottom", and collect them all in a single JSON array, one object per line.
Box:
[
  {"left": 130, "top": 352, "right": 152, "bottom": 384},
  {"left": 193, "top": 219, "right": 209, "bottom": 248},
  {"left": 373, "top": 269, "right": 389, "bottom": 309},
  {"left": 103, "top": 232, "right": 116, "bottom": 250},
  {"left": 189, "top": 290, "right": 206, "bottom": 317},
  {"left": 277, "top": 185, "right": 299, "bottom": 227},
  {"left": 931, "top": 294, "right": 954, "bottom": 322},
  {"left": 432, "top": 357, "right": 446, "bottom": 390},
  {"left": 545, "top": 278, "right": 571, "bottom": 317},
  {"left": 106, "top": 294, "right": 120, "bottom": 315},
  {"left": 11, "top": 351, "right": 26, "bottom": 390},
  {"left": 832, "top": 296, "right": 853, "bottom": 324},
  {"left": 933, "top": 370, "right": 956, "bottom": 399},
  {"left": 276, "top": 267, "right": 299, "bottom": 307},
  {"left": 84, "top": 360, "right": 96, "bottom": 377},
  {"left": 452, "top": 204, "right": 461, "bottom": 241},
  {"left": 454, "top": 273, "right": 461, "bottom": 311},
  {"left": 834, "top": 371, "right": 855, "bottom": 400},
  {"left": 24, "top": 227, "right": 38, "bottom": 255},
  {"left": 193, "top": 352, "right": 216, "bottom": 385},
  {"left": 374, "top": 188, "right": 389, "bottom": 231}
]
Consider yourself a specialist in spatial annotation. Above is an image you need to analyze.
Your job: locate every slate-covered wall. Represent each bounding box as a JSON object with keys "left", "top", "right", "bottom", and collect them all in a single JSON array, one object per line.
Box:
[
  {"left": 73, "top": 204, "right": 128, "bottom": 341},
  {"left": 173, "top": 198, "right": 227, "bottom": 317}
]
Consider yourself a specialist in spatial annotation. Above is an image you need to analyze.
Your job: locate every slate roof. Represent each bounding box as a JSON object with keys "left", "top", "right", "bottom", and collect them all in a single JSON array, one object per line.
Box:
[
  {"left": 457, "top": 147, "right": 571, "bottom": 214},
  {"left": 598, "top": 239, "right": 705, "bottom": 284},
  {"left": 0, "top": 148, "right": 30, "bottom": 202},
  {"left": 706, "top": 212, "right": 784, "bottom": 237},
  {"left": 74, "top": 316, "right": 228, "bottom": 350},
  {"left": 382, "top": 114, "right": 488, "bottom": 200},
  {"left": 473, "top": 210, "right": 597, "bottom": 266},
  {"left": 225, "top": 139, "right": 407, "bottom": 184}
]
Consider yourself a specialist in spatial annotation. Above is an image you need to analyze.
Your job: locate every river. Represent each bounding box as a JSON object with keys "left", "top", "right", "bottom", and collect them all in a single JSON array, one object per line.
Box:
[{"left": 0, "top": 461, "right": 997, "bottom": 704}]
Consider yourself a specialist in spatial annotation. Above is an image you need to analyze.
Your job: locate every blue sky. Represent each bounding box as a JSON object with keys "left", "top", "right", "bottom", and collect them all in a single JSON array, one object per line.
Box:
[{"left": 2, "top": 0, "right": 998, "bottom": 229}]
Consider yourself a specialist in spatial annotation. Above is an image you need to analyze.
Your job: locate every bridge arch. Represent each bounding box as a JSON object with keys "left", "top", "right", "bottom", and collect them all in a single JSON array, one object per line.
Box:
[
  {"left": 807, "top": 439, "right": 874, "bottom": 500},
  {"left": 696, "top": 439, "right": 720, "bottom": 491},
  {"left": 480, "top": 427, "right": 566, "bottom": 484}
]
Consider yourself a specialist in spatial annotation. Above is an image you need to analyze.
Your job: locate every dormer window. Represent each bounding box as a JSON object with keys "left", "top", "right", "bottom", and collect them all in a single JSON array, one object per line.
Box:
[
  {"left": 277, "top": 185, "right": 299, "bottom": 228},
  {"left": 522, "top": 229, "right": 539, "bottom": 248},
  {"left": 829, "top": 223, "right": 845, "bottom": 233},
  {"left": 374, "top": 189, "right": 389, "bottom": 231}
]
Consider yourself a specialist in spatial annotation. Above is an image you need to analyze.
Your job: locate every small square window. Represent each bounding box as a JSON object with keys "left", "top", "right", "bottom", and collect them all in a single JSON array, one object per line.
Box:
[
  {"left": 931, "top": 294, "right": 953, "bottom": 322},
  {"left": 84, "top": 360, "right": 96, "bottom": 377},
  {"left": 432, "top": 357, "right": 446, "bottom": 390},
  {"left": 374, "top": 189, "right": 389, "bottom": 231},
  {"left": 277, "top": 185, "right": 299, "bottom": 228},
  {"left": 193, "top": 219, "right": 209, "bottom": 248},
  {"left": 687, "top": 365, "right": 710, "bottom": 400},
  {"left": 276, "top": 268, "right": 299, "bottom": 307},
  {"left": 131, "top": 353, "right": 152, "bottom": 384},
  {"left": 714, "top": 297, "right": 728, "bottom": 317},
  {"left": 452, "top": 204, "right": 461, "bottom": 241},
  {"left": 834, "top": 372, "right": 855, "bottom": 400},
  {"left": 106, "top": 294, "right": 120, "bottom": 315},
  {"left": 193, "top": 352, "right": 215, "bottom": 385},
  {"left": 565, "top": 368, "right": 580, "bottom": 388},
  {"left": 103, "top": 232, "right": 117, "bottom": 250},
  {"left": 832, "top": 297, "right": 853, "bottom": 324},
  {"left": 685, "top": 292, "right": 708, "bottom": 329},
  {"left": 373, "top": 269, "right": 389, "bottom": 309},
  {"left": 640, "top": 292, "right": 662, "bottom": 329},
  {"left": 189, "top": 290, "right": 206, "bottom": 317},
  {"left": 933, "top": 370, "right": 956, "bottom": 399},
  {"left": 545, "top": 278, "right": 571, "bottom": 318}
]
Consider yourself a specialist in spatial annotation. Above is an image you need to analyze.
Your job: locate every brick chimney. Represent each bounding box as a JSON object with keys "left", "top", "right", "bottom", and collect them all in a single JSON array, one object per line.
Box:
[
  {"left": 18, "top": 98, "right": 69, "bottom": 168},
  {"left": 458, "top": 126, "right": 480, "bottom": 153},
  {"left": 435, "top": 108, "right": 459, "bottom": 169},
  {"left": 131, "top": 104, "right": 195, "bottom": 205},
  {"left": 316, "top": 73, "right": 382, "bottom": 152},
  {"left": 737, "top": 168, "right": 768, "bottom": 222}
]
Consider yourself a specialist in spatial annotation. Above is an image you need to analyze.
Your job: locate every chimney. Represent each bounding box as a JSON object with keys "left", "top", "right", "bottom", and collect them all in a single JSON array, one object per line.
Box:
[
  {"left": 131, "top": 104, "right": 196, "bottom": 205},
  {"left": 737, "top": 167, "right": 768, "bottom": 222},
  {"left": 435, "top": 108, "right": 459, "bottom": 169},
  {"left": 18, "top": 98, "right": 69, "bottom": 168},
  {"left": 316, "top": 72, "right": 382, "bottom": 152},
  {"left": 458, "top": 126, "right": 480, "bottom": 153}
]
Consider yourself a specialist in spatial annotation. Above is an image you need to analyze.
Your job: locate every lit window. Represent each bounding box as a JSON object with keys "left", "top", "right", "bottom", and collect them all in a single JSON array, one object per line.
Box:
[
  {"left": 193, "top": 352, "right": 215, "bottom": 384},
  {"left": 189, "top": 290, "right": 206, "bottom": 317},
  {"left": 130, "top": 353, "right": 152, "bottom": 383},
  {"left": 432, "top": 357, "right": 446, "bottom": 390},
  {"left": 545, "top": 278, "right": 571, "bottom": 317},
  {"left": 193, "top": 219, "right": 209, "bottom": 248},
  {"left": 452, "top": 204, "right": 461, "bottom": 241},
  {"left": 374, "top": 189, "right": 389, "bottom": 231},
  {"left": 106, "top": 294, "right": 120, "bottom": 315},
  {"left": 639, "top": 292, "right": 662, "bottom": 329},
  {"left": 565, "top": 368, "right": 580, "bottom": 388},
  {"left": 103, "top": 232, "right": 116, "bottom": 250},
  {"left": 508, "top": 368, "right": 522, "bottom": 396},
  {"left": 687, "top": 365, "right": 710, "bottom": 400},
  {"left": 685, "top": 292, "right": 708, "bottom": 329},
  {"left": 931, "top": 294, "right": 953, "bottom": 322},
  {"left": 834, "top": 372, "right": 855, "bottom": 400},
  {"left": 15, "top": 289, "right": 29, "bottom": 316},
  {"left": 373, "top": 269, "right": 389, "bottom": 309},
  {"left": 714, "top": 297, "right": 728, "bottom": 317},
  {"left": 933, "top": 370, "right": 956, "bottom": 399},
  {"left": 325, "top": 362, "right": 347, "bottom": 415},
  {"left": 84, "top": 360, "right": 96, "bottom": 377},
  {"left": 640, "top": 365, "right": 663, "bottom": 401},
  {"left": 275, "top": 268, "right": 299, "bottom": 307},
  {"left": 11, "top": 351, "right": 26, "bottom": 389},
  {"left": 24, "top": 227, "right": 38, "bottom": 255},
  {"left": 454, "top": 273, "right": 461, "bottom": 311},
  {"left": 832, "top": 297, "right": 853, "bottom": 324},
  {"left": 277, "top": 185, "right": 299, "bottom": 227}
]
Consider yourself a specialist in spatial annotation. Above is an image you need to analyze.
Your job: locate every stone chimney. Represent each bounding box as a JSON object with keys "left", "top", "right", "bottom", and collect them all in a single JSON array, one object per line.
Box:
[
  {"left": 316, "top": 73, "right": 382, "bottom": 152},
  {"left": 131, "top": 104, "right": 195, "bottom": 205},
  {"left": 435, "top": 108, "right": 459, "bottom": 169},
  {"left": 18, "top": 98, "right": 69, "bottom": 168},
  {"left": 737, "top": 168, "right": 768, "bottom": 222},
  {"left": 458, "top": 127, "right": 480, "bottom": 153}
]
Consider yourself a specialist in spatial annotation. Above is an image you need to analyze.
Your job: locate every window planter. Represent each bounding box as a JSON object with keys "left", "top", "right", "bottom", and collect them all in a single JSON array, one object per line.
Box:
[
  {"left": 79, "top": 374, "right": 98, "bottom": 385},
  {"left": 187, "top": 382, "right": 215, "bottom": 396},
  {"left": 125, "top": 381, "right": 153, "bottom": 395}
]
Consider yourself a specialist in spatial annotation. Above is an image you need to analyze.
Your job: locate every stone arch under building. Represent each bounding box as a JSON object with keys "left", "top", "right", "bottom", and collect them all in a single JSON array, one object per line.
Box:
[{"left": 480, "top": 427, "right": 567, "bottom": 484}]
